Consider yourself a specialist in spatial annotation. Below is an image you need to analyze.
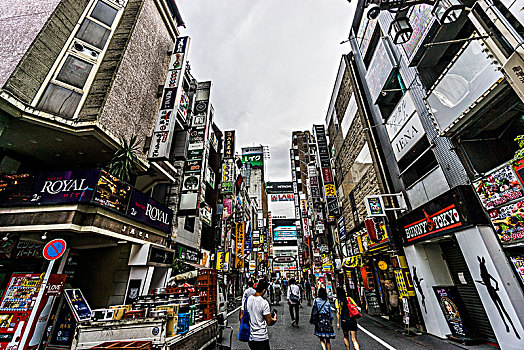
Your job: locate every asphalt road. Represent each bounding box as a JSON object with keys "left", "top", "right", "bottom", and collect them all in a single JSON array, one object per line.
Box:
[{"left": 219, "top": 299, "right": 497, "bottom": 350}]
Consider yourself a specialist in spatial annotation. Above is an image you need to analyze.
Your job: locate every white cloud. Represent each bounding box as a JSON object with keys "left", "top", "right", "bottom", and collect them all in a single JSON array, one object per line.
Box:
[{"left": 177, "top": 0, "right": 355, "bottom": 180}]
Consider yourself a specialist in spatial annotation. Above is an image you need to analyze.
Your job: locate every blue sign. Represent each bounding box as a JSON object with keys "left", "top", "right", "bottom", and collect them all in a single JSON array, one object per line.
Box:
[
  {"left": 43, "top": 239, "right": 67, "bottom": 261},
  {"left": 338, "top": 217, "right": 346, "bottom": 241}
]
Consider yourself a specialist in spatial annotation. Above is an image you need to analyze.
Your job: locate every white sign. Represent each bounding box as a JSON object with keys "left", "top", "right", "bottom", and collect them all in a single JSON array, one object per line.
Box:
[
  {"left": 386, "top": 92, "right": 417, "bottom": 141},
  {"left": 149, "top": 37, "right": 190, "bottom": 160},
  {"left": 391, "top": 114, "right": 425, "bottom": 161}
]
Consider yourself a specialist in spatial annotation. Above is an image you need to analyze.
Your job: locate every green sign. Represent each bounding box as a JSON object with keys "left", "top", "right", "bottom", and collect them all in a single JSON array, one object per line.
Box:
[
  {"left": 221, "top": 182, "right": 233, "bottom": 193},
  {"left": 242, "top": 153, "right": 264, "bottom": 166}
]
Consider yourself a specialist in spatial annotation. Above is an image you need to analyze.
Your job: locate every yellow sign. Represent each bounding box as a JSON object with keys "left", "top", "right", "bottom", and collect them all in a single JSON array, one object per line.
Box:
[
  {"left": 378, "top": 261, "right": 388, "bottom": 270},
  {"left": 216, "top": 251, "right": 224, "bottom": 271},
  {"left": 324, "top": 184, "right": 336, "bottom": 197},
  {"left": 235, "top": 222, "right": 245, "bottom": 269},
  {"left": 344, "top": 255, "right": 363, "bottom": 268}
]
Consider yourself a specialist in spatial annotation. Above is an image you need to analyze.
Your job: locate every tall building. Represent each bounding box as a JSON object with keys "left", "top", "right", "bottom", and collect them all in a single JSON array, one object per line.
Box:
[
  {"left": 0, "top": 0, "right": 188, "bottom": 308},
  {"left": 346, "top": 0, "right": 524, "bottom": 347}
]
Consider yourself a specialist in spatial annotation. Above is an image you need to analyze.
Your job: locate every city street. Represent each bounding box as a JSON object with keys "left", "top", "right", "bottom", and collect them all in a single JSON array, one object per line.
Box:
[{"left": 222, "top": 301, "right": 497, "bottom": 350}]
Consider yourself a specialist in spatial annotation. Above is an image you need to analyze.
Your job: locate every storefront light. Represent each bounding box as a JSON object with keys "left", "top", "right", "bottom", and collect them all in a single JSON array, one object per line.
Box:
[
  {"left": 432, "top": 0, "right": 465, "bottom": 24},
  {"left": 389, "top": 16, "right": 413, "bottom": 45}
]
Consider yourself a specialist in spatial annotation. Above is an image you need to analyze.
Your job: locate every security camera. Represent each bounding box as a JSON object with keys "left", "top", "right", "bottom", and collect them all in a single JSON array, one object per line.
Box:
[{"left": 367, "top": 4, "right": 380, "bottom": 20}]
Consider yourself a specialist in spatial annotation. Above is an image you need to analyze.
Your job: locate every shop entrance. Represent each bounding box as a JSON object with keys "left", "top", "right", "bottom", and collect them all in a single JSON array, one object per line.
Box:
[{"left": 440, "top": 239, "right": 496, "bottom": 341}]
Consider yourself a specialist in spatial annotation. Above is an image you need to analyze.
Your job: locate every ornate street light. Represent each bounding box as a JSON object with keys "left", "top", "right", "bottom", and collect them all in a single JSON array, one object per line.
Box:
[
  {"left": 389, "top": 16, "right": 414, "bottom": 44},
  {"left": 432, "top": 0, "right": 465, "bottom": 24}
]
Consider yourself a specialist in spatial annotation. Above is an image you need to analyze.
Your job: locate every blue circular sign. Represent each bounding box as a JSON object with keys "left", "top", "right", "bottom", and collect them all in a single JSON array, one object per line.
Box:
[{"left": 43, "top": 239, "right": 67, "bottom": 260}]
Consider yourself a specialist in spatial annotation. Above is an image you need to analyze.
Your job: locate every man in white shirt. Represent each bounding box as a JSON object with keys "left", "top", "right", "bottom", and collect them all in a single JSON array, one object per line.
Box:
[
  {"left": 245, "top": 279, "right": 277, "bottom": 350},
  {"left": 287, "top": 278, "right": 301, "bottom": 327},
  {"left": 240, "top": 280, "right": 256, "bottom": 321}
]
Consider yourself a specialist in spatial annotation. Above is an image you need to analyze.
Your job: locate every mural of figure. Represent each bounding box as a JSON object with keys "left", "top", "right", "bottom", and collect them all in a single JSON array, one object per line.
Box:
[
  {"left": 412, "top": 266, "right": 427, "bottom": 313},
  {"left": 475, "top": 256, "right": 520, "bottom": 339}
]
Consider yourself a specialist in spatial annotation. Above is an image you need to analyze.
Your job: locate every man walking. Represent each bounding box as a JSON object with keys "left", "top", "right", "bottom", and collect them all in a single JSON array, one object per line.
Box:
[
  {"left": 305, "top": 279, "right": 312, "bottom": 306},
  {"left": 287, "top": 278, "right": 301, "bottom": 327},
  {"left": 240, "top": 280, "right": 256, "bottom": 321},
  {"left": 245, "top": 279, "right": 277, "bottom": 350}
]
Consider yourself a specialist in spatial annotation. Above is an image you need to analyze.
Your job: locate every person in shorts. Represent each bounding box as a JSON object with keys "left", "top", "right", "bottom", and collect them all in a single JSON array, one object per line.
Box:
[{"left": 336, "top": 287, "right": 360, "bottom": 350}]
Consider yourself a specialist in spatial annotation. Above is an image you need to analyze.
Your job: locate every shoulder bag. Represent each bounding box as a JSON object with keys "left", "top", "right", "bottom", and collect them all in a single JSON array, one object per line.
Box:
[
  {"left": 238, "top": 296, "right": 251, "bottom": 342},
  {"left": 347, "top": 297, "right": 362, "bottom": 319}
]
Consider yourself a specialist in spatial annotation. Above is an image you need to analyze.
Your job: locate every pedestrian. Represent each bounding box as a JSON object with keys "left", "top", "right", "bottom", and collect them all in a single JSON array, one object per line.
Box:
[
  {"left": 269, "top": 279, "right": 275, "bottom": 305},
  {"left": 311, "top": 287, "right": 335, "bottom": 350},
  {"left": 305, "top": 279, "right": 312, "bottom": 306},
  {"left": 240, "top": 280, "right": 256, "bottom": 321},
  {"left": 287, "top": 278, "right": 301, "bottom": 327},
  {"left": 282, "top": 277, "right": 288, "bottom": 295},
  {"left": 245, "top": 279, "right": 277, "bottom": 350},
  {"left": 336, "top": 287, "right": 360, "bottom": 350},
  {"left": 274, "top": 279, "right": 281, "bottom": 305}
]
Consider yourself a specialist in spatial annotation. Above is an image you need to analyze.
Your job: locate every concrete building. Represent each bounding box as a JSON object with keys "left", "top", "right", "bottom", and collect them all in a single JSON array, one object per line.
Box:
[{"left": 347, "top": 0, "right": 524, "bottom": 348}]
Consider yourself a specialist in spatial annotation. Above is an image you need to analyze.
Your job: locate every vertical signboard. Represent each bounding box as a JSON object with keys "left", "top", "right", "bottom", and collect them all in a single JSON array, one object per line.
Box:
[
  {"left": 300, "top": 199, "right": 310, "bottom": 237},
  {"left": 314, "top": 124, "right": 339, "bottom": 216},
  {"left": 235, "top": 222, "right": 245, "bottom": 269},
  {"left": 221, "top": 160, "right": 234, "bottom": 194},
  {"left": 224, "top": 131, "right": 235, "bottom": 159},
  {"left": 149, "top": 36, "right": 190, "bottom": 160}
]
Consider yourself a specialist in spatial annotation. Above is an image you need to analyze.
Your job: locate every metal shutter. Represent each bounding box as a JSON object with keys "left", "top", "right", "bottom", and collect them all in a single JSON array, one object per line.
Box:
[{"left": 440, "top": 240, "right": 496, "bottom": 342}]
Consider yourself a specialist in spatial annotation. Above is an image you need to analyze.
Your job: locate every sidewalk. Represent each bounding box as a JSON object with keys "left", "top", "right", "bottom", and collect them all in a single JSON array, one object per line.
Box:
[{"left": 360, "top": 313, "right": 499, "bottom": 350}]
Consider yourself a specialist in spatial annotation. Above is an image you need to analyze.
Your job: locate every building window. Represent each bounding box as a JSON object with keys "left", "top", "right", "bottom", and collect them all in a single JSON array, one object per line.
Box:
[
  {"left": 398, "top": 137, "right": 438, "bottom": 188},
  {"left": 350, "top": 142, "right": 373, "bottom": 184},
  {"left": 36, "top": 0, "right": 126, "bottom": 119}
]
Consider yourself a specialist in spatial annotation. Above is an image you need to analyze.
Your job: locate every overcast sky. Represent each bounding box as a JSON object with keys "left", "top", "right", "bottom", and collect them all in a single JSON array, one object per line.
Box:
[{"left": 177, "top": 0, "right": 355, "bottom": 181}]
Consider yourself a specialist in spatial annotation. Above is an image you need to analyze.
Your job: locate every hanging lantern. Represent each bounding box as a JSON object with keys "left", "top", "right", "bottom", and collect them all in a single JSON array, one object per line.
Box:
[
  {"left": 432, "top": 0, "right": 465, "bottom": 24},
  {"left": 389, "top": 16, "right": 413, "bottom": 45}
]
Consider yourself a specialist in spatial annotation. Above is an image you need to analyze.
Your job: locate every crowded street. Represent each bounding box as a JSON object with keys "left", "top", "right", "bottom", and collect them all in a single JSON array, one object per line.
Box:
[
  {"left": 0, "top": 0, "right": 523, "bottom": 349},
  {"left": 223, "top": 298, "right": 496, "bottom": 350}
]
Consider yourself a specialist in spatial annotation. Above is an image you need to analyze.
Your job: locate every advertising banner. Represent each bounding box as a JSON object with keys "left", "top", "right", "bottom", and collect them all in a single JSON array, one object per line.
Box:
[
  {"left": 242, "top": 153, "right": 264, "bottom": 167},
  {"left": 224, "top": 131, "right": 235, "bottom": 159},
  {"left": 273, "top": 226, "right": 298, "bottom": 241},
  {"left": 31, "top": 170, "right": 100, "bottom": 205},
  {"left": 222, "top": 198, "right": 233, "bottom": 220},
  {"left": 433, "top": 286, "right": 470, "bottom": 338},
  {"left": 201, "top": 205, "right": 212, "bottom": 226},
  {"left": 364, "top": 195, "right": 386, "bottom": 217},
  {"left": 266, "top": 182, "right": 293, "bottom": 194},
  {"left": 93, "top": 170, "right": 132, "bottom": 214},
  {"left": 221, "top": 161, "right": 234, "bottom": 194},
  {"left": 338, "top": 216, "right": 346, "bottom": 241},
  {"left": 188, "top": 128, "right": 205, "bottom": 150},
  {"left": 149, "top": 36, "right": 190, "bottom": 160},
  {"left": 127, "top": 190, "right": 173, "bottom": 233},
  {"left": 235, "top": 222, "right": 245, "bottom": 269},
  {"left": 474, "top": 164, "right": 523, "bottom": 210}
]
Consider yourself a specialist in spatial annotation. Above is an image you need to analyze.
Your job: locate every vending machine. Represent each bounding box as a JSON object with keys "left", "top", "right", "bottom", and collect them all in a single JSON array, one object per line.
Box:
[{"left": 0, "top": 274, "right": 43, "bottom": 349}]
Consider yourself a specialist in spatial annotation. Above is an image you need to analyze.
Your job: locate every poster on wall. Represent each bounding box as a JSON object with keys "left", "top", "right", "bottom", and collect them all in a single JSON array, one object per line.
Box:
[
  {"left": 474, "top": 164, "right": 523, "bottom": 209},
  {"left": 433, "top": 286, "right": 470, "bottom": 339},
  {"left": 489, "top": 200, "right": 524, "bottom": 244},
  {"left": 31, "top": 170, "right": 100, "bottom": 205},
  {"left": 402, "top": 4, "right": 434, "bottom": 60},
  {"left": 93, "top": 170, "right": 131, "bottom": 214},
  {"left": 509, "top": 255, "right": 524, "bottom": 285}
]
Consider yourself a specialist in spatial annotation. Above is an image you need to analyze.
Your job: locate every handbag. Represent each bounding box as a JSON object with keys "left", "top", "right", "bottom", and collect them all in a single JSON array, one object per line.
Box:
[
  {"left": 238, "top": 296, "right": 251, "bottom": 342},
  {"left": 347, "top": 297, "right": 362, "bottom": 319},
  {"left": 289, "top": 286, "right": 300, "bottom": 303},
  {"left": 309, "top": 303, "right": 318, "bottom": 324}
]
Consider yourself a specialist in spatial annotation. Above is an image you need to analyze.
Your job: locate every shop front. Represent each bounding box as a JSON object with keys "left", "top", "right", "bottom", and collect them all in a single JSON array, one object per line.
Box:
[
  {"left": 0, "top": 169, "right": 174, "bottom": 348},
  {"left": 399, "top": 185, "right": 524, "bottom": 348}
]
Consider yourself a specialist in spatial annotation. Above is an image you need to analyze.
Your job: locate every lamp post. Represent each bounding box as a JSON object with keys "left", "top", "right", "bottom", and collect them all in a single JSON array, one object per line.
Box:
[
  {"left": 389, "top": 16, "right": 414, "bottom": 45},
  {"left": 432, "top": 0, "right": 465, "bottom": 24}
]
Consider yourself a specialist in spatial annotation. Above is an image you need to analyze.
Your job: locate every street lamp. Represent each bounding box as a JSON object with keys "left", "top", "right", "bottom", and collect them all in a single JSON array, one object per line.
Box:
[
  {"left": 432, "top": 0, "right": 465, "bottom": 24},
  {"left": 389, "top": 16, "right": 413, "bottom": 44}
]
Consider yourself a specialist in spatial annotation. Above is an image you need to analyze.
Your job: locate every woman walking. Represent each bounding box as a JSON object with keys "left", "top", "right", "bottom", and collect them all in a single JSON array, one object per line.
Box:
[
  {"left": 336, "top": 287, "right": 360, "bottom": 350},
  {"left": 311, "top": 287, "right": 335, "bottom": 350}
]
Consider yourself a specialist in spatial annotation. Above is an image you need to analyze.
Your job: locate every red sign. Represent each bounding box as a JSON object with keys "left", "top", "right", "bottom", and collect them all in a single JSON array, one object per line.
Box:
[
  {"left": 43, "top": 239, "right": 67, "bottom": 261},
  {"left": 322, "top": 168, "right": 333, "bottom": 183}
]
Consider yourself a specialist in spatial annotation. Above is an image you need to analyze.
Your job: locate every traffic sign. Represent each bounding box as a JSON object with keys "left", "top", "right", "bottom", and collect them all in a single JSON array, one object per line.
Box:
[{"left": 43, "top": 239, "right": 67, "bottom": 261}]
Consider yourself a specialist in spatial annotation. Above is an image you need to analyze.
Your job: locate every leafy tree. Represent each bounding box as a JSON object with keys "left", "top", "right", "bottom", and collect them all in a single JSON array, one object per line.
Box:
[
  {"left": 510, "top": 135, "right": 524, "bottom": 167},
  {"left": 107, "top": 135, "right": 140, "bottom": 183}
]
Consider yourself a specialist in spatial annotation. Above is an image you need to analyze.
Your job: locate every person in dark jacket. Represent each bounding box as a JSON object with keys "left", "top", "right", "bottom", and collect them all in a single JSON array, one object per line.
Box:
[{"left": 311, "top": 287, "right": 335, "bottom": 350}]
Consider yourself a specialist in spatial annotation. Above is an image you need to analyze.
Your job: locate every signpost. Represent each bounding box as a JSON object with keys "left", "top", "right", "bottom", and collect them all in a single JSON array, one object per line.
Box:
[{"left": 20, "top": 239, "right": 67, "bottom": 349}]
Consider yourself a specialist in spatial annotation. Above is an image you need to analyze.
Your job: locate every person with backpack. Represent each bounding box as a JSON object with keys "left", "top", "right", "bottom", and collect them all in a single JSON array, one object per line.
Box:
[
  {"left": 239, "top": 279, "right": 277, "bottom": 350},
  {"left": 287, "top": 278, "right": 301, "bottom": 327},
  {"left": 310, "top": 287, "right": 335, "bottom": 350},
  {"left": 336, "top": 287, "right": 360, "bottom": 350}
]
